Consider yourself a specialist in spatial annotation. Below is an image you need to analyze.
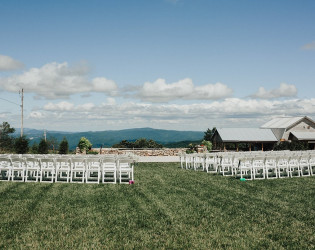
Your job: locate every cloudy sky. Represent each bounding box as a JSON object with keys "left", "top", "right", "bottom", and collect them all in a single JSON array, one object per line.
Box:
[{"left": 1, "top": 0, "right": 315, "bottom": 132}]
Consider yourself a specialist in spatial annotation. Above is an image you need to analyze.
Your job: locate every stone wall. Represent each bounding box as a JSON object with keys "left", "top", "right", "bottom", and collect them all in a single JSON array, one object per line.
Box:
[{"left": 91, "top": 148, "right": 186, "bottom": 156}]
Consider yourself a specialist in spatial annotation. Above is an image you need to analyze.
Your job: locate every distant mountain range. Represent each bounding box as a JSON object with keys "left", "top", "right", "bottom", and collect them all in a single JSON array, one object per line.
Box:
[{"left": 14, "top": 127, "right": 204, "bottom": 149}]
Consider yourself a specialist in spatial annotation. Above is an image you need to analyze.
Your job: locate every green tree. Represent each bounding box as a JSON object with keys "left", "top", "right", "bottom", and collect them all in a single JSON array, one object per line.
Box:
[
  {"left": 133, "top": 138, "right": 163, "bottom": 148},
  {"left": 30, "top": 142, "right": 39, "bottom": 154},
  {"left": 112, "top": 138, "right": 163, "bottom": 148},
  {"left": 78, "top": 137, "right": 92, "bottom": 153},
  {"left": 204, "top": 127, "right": 216, "bottom": 141},
  {"left": 201, "top": 140, "right": 212, "bottom": 151},
  {"left": 147, "top": 139, "right": 163, "bottom": 148},
  {"left": 59, "top": 137, "right": 69, "bottom": 154},
  {"left": 134, "top": 138, "right": 147, "bottom": 148},
  {"left": 47, "top": 136, "right": 59, "bottom": 153},
  {"left": 290, "top": 141, "right": 309, "bottom": 151},
  {"left": 0, "top": 121, "right": 15, "bottom": 152},
  {"left": 14, "top": 136, "right": 29, "bottom": 154},
  {"left": 38, "top": 139, "right": 49, "bottom": 154},
  {"left": 112, "top": 140, "right": 133, "bottom": 148}
]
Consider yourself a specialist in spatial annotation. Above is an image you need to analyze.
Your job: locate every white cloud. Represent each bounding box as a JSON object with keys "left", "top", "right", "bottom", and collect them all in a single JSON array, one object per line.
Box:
[
  {"left": 0, "top": 55, "right": 24, "bottom": 71},
  {"left": 44, "top": 101, "right": 95, "bottom": 112},
  {"left": 0, "top": 112, "right": 10, "bottom": 118},
  {"left": 29, "top": 111, "right": 45, "bottom": 119},
  {"left": 0, "top": 62, "right": 118, "bottom": 99},
  {"left": 138, "top": 78, "right": 233, "bottom": 102},
  {"left": 106, "top": 97, "right": 116, "bottom": 105},
  {"left": 301, "top": 41, "right": 315, "bottom": 50},
  {"left": 251, "top": 83, "right": 297, "bottom": 99},
  {"left": 91, "top": 77, "right": 118, "bottom": 94},
  {"left": 26, "top": 98, "right": 315, "bottom": 131},
  {"left": 44, "top": 101, "right": 75, "bottom": 111}
]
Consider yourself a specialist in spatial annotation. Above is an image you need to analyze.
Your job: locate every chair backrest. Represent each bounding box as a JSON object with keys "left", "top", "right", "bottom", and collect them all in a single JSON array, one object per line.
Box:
[
  {"left": 70, "top": 158, "right": 86, "bottom": 169},
  {"left": 10, "top": 157, "right": 24, "bottom": 166},
  {"left": 56, "top": 158, "right": 71, "bottom": 163},
  {"left": 40, "top": 158, "right": 55, "bottom": 168},
  {"left": 70, "top": 158, "right": 86, "bottom": 162},
  {"left": 25, "top": 157, "right": 40, "bottom": 166},
  {"left": 0, "top": 157, "right": 12, "bottom": 165},
  {"left": 86, "top": 157, "right": 101, "bottom": 163},
  {"left": 102, "top": 155, "right": 117, "bottom": 163},
  {"left": 86, "top": 158, "right": 101, "bottom": 168}
]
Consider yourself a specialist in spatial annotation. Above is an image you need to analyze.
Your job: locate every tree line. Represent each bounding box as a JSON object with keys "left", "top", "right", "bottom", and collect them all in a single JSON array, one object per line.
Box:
[
  {"left": 1, "top": 121, "right": 220, "bottom": 154},
  {"left": 0, "top": 121, "right": 69, "bottom": 154},
  {"left": 112, "top": 138, "right": 163, "bottom": 149},
  {"left": 0, "top": 122, "right": 165, "bottom": 154}
]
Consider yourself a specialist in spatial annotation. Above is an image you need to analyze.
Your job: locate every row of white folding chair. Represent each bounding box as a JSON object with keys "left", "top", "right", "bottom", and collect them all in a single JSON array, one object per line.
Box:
[
  {"left": 56, "top": 156, "right": 133, "bottom": 184},
  {"left": 199, "top": 152, "right": 313, "bottom": 180},
  {"left": 180, "top": 153, "right": 222, "bottom": 173},
  {"left": 0, "top": 156, "right": 134, "bottom": 184},
  {"left": 181, "top": 154, "right": 207, "bottom": 171},
  {"left": 42, "top": 157, "right": 132, "bottom": 184},
  {"left": 237, "top": 155, "right": 314, "bottom": 180},
  {"left": 3, "top": 157, "right": 99, "bottom": 183}
]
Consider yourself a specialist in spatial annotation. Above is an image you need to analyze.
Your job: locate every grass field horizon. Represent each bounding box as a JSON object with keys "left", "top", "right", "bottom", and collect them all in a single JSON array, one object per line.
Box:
[{"left": 0, "top": 163, "right": 314, "bottom": 248}]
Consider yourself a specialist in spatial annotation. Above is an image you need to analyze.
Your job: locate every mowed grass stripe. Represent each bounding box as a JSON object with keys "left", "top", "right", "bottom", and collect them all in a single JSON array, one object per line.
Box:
[{"left": 0, "top": 162, "right": 314, "bottom": 249}]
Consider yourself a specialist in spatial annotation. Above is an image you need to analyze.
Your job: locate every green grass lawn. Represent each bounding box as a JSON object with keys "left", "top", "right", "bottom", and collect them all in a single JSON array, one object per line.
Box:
[{"left": 0, "top": 163, "right": 315, "bottom": 249}]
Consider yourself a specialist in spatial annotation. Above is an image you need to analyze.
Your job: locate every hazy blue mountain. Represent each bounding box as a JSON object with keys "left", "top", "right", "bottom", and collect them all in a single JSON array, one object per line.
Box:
[{"left": 15, "top": 127, "right": 204, "bottom": 149}]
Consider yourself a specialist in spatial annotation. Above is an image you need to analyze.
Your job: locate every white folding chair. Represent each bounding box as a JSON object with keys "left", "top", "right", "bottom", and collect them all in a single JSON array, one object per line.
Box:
[
  {"left": 205, "top": 153, "right": 218, "bottom": 173},
  {"left": 288, "top": 156, "right": 301, "bottom": 177},
  {"left": 40, "top": 158, "right": 55, "bottom": 183},
  {"left": 252, "top": 156, "right": 265, "bottom": 180},
  {"left": 117, "top": 157, "right": 134, "bottom": 184},
  {"left": 221, "top": 154, "right": 234, "bottom": 176},
  {"left": 101, "top": 156, "right": 117, "bottom": 184},
  {"left": 193, "top": 154, "right": 205, "bottom": 171},
  {"left": 185, "top": 154, "right": 194, "bottom": 170},
  {"left": 0, "top": 157, "right": 12, "bottom": 181},
  {"left": 232, "top": 156, "right": 241, "bottom": 177},
  {"left": 55, "top": 158, "right": 71, "bottom": 182},
  {"left": 11, "top": 157, "right": 26, "bottom": 182},
  {"left": 25, "top": 157, "right": 40, "bottom": 182},
  {"left": 179, "top": 153, "right": 185, "bottom": 169},
  {"left": 300, "top": 154, "right": 311, "bottom": 177},
  {"left": 70, "top": 158, "right": 86, "bottom": 183},
  {"left": 86, "top": 157, "right": 101, "bottom": 184},
  {"left": 276, "top": 156, "right": 290, "bottom": 178},
  {"left": 239, "top": 157, "right": 253, "bottom": 180},
  {"left": 265, "top": 156, "right": 278, "bottom": 179}
]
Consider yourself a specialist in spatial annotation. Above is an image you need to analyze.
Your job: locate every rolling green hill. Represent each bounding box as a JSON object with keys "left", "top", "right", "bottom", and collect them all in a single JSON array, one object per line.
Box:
[{"left": 16, "top": 128, "right": 204, "bottom": 149}]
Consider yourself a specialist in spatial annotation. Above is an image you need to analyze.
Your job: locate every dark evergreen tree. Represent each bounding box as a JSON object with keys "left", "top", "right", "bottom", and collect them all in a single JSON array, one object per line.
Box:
[
  {"left": 14, "top": 136, "right": 29, "bottom": 154},
  {"left": 0, "top": 121, "right": 15, "bottom": 152},
  {"left": 203, "top": 127, "right": 216, "bottom": 141},
  {"left": 30, "top": 142, "right": 39, "bottom": 154},
  {"left": 38, "top": 139, "right": 49, "bottom": 154},
  {"left": 59, "top": 137, "right": 69, "bottom": 154}
]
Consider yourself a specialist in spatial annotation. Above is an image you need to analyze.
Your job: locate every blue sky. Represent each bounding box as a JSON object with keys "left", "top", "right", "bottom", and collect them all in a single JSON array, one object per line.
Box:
[{"left": 0, "top": 0, "right": 315, "bottom": 131}]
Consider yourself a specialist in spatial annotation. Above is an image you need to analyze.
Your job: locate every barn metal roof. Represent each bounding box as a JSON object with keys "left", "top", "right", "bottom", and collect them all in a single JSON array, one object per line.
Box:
[
  {"left": 260, "top": 117, "right": 305, "bottom": 129},
  {"left": 290, "top": 131, "right": 315, "bottom": 140},
  {"left": 215, "top": 128, "right": 278, "bottom": 142}
]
